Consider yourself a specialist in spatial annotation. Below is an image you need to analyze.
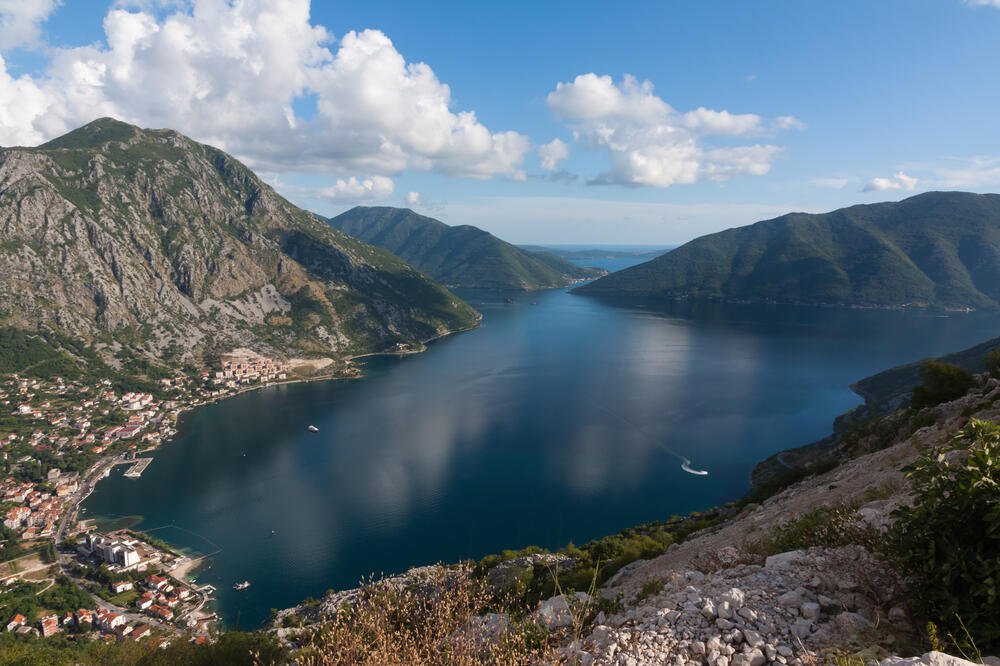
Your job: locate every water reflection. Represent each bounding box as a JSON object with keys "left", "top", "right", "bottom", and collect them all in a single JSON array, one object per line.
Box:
[{"left": 83, "top": 286, "right": 1000, "bottom": 629}]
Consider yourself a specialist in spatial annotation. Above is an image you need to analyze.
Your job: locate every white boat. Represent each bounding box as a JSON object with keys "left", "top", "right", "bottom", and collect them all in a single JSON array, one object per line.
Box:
[
  {"left": 307, "top": 425, "right": 319, "bottom": 432},
  {"left": 234, "top": 581, "right": 250, "bottom": 590}
]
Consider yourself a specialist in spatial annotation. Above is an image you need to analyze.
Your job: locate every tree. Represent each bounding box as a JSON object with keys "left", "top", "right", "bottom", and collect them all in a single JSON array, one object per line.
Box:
[
  {"left": 40, "top": 542, "right": 57, "bottom": 563},
  {"left": 910, "top": 361, "right": 975, "bottom": 409}
]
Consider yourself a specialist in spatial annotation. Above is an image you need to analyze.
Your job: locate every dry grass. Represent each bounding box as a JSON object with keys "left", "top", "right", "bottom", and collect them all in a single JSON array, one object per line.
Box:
[
  {"left": 690, "top": 540, "right": 768, "bottom": 574},
  {"left": 298, "top": 565, "right": 554, "bottom": 665}
]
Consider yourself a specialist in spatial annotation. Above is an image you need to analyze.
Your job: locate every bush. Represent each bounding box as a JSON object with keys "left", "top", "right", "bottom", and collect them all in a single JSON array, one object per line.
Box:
[
  {"left": 891, "top": 419, "right": 1000, "bottom": 652},
  {"left": 910, "top": 362, "right": 975, "bottom": 410},
  {"left": 986, "top": 349, "right": 1000, "bottom": 379},
  {"left": 767, "top": 504, "right": 881, "bottom": 554},
  {"left": 305, "top": 567, "right": 552, "bottom": 664}
]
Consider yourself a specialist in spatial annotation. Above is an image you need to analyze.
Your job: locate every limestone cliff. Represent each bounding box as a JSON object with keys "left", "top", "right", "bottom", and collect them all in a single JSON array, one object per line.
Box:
[{"left": 0, "top": 118, "right": 479, "bottom": 367}]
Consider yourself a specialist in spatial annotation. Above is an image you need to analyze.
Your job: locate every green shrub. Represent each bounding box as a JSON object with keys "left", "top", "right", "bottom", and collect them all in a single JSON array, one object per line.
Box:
[
  {"left": 636, "top": 578, "right": 665, "bottom": 602},
  {"left": 891, "top": 419, "right": 1000, "bottom": 652},
  {"left": 910, "top": 362, "right": 975, "bottom": 410},
  {"left": 986, "top": 349, "right": 1000, "bottom": 378},
  {"left": 767, "top": 504, "right": 880, "bottom": 554}
]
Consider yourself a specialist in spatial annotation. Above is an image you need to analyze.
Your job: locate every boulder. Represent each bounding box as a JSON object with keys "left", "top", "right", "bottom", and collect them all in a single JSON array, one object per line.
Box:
[
  {"left": 800, "top": 602, "right": 821, "bottom": 621},
  {"left": 765, "top": 550, "right": 805, "bottom": 569},
  {"left": 720, "top": 588, "right": 746, "bottom": 610},
  {"left": 880, "top": 652, "right": 992, "bottom": 666},
  {"left": 533, "top": 592, "right": 589, "bottom": 630}
]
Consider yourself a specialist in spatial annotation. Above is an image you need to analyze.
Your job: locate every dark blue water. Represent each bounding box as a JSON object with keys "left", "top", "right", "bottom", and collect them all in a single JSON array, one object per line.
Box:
[{"left": 82, "top": 261, "right": 1000, "bottom": 629}]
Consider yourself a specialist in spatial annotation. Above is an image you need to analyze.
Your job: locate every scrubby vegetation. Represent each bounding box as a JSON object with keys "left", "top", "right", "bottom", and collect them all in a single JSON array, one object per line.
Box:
[
  {"left": 472, "top": 508, "right": 726, "bottom": 606},
  {"left": 891, "top": 419, "right": 1000, "bottom": 652},
  {"left": 300, "top": 567, "right": 552, "bottom": 665},
  {"left": 910, "top": 361, "right": 976, "bottom": 410}
]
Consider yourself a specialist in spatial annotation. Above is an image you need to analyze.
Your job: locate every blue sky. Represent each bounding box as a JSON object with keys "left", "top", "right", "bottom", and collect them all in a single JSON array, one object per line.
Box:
[{"left": 1, "top": 0, "right": 998, "bottom": 243}]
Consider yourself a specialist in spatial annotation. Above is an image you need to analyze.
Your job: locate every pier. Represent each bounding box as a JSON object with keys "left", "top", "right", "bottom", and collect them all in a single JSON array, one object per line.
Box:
[{"left": 123, "top": 457, "right": 153, "bottom": 478}]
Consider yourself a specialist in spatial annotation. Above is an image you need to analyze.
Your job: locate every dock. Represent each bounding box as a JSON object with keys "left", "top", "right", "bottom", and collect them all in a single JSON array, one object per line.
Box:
[{"left": 123, "top": 457, "right": 153, "bottom": 478}]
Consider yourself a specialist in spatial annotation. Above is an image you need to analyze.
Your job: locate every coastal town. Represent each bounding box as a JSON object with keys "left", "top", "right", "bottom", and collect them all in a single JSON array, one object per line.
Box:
[{"left": 0, "top": 351, "right": 299, "bottom": 646}]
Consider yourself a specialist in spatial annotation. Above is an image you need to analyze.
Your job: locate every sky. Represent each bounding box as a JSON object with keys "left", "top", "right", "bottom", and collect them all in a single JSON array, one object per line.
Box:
[{"left": 1, "top": 0, "right": 999, "bottom": 244}]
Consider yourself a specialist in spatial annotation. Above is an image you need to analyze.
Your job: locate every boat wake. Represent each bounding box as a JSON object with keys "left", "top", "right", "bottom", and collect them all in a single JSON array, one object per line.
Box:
[
  {"left": 594, "top": 404, "right": 708, "bottom": 478},
  {"left": 680, "top": 460, "right": 709, "bottom": 476}
]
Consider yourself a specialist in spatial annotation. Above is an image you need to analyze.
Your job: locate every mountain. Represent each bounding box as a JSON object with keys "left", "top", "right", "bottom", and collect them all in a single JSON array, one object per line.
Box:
[
  {"left": 518, "top": 245, "right": 671, "bottom": 261},
  {"left": 576, "top": 192, "right": 1000, "bottom": 310},
  {"left": 0, "top": 118, "right": 479, "bottom": 369},
  {"left": 324, "top": 207, "right": 606, "bottom": 290}
]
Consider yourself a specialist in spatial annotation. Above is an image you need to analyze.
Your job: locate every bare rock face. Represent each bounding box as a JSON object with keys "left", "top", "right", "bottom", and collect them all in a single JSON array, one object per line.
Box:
[{"left": 0, "top": 118, "right": 479, "bottom": 366}]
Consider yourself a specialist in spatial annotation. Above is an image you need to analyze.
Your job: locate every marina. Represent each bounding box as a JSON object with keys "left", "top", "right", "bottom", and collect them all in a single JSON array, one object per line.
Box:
[{"left": 123, "top": 457, "right": 153, "bottom": 479}]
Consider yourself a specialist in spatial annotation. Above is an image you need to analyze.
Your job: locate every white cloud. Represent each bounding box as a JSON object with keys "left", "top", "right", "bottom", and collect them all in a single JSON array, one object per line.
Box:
[
  {"left": 964, "top": 0, "right": 1000, "bottom": 7},
  {"left": 681, "top": 108, "right": 764, "bottom": 136},
  {"left": 929, "top": 157, "right": 1000, "bottom": 188},
  {"left": 862, "top": 171, "right": 919, "bottom": 192},
  {"left": 537, "top": 138, "right": 569, "bottom": 171},
  {"left": 0, "top": 0, "right": 529, "bottom": 181},
  {"left": 811, "top": 177, "right": 850, "bottom": 189},
  {"left": 0, "top": 0, "right": 60, "bottom": 50},
  {"left": 546, "top": 73, "right": 796, "bottom": 187},
  {"left": 405, "top": 191, "right": 421, "bottom": 207},
  {"left": 773, "top": 115, "right": 806, "bottom": 131},
  {"left": 314, "top": 176, "right": 395, "bottom": 203}
]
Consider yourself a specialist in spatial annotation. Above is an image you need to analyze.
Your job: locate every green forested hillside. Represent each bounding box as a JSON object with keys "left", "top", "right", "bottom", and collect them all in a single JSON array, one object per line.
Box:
[
  {"left": 325, "top": 207, "right": 605, "bottom": 290},
  {"left": 576, "top": 191, "right": 1000, "bottom": 310}
]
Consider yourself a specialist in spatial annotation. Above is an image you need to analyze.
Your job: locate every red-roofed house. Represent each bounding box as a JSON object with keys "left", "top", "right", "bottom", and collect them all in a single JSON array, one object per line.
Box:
[{"left": 6, "top": 614, "right": 25, "bottom": 632}]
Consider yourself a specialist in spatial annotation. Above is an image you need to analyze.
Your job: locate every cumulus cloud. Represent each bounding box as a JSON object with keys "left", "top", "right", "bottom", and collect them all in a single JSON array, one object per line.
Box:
[
  {"left": 862, "top": 171, "right": 919, "bottom": 192},
  {"left": 546, "top": 73, "right": 798, "bottom": 187},
  {"left": 0, "top": 0, "right": 529, "bottom": 181},
  {"left": 405, "top": 191, "right": 421, "bottom": 207},
  {"left": 313, "top": 176, "right": 395, "bottom": 203},
  {"left": 773, "top": 115, "right": 807, "bottom": 131},
  {"left": 537, "top": 138, "right": 569, "bottom": 171},
  {"left": 0, "top": 0, "right": 60, "bottom": 50}
]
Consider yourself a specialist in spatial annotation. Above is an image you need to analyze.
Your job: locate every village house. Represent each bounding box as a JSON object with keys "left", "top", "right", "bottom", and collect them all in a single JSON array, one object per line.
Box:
[
  {"left": 111, "top": 580, "right": 134, "bottom": 594},
  {"left": 149, "top": 604, "right": 173, "bottom": 621},
  {"left": 5, "top": 614, "right": 25, "bottom": 632},
  {"left": 145, "top": 573, "right": 168, "bottom": 591}
]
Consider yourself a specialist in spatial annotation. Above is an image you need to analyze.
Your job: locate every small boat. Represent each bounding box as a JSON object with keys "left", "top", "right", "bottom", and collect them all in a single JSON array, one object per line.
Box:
[
  {"left": 307, "top": 425, "right": 319, "bottom": 432},
  {"left": 234, "top": 581, "right": 250, "bottom": 591}
]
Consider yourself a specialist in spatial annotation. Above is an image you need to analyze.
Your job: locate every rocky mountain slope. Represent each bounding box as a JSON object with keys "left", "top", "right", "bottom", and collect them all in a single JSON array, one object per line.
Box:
[
  {"left": 576, "top": 192, "right": 1000, "bottom": 311},
  {"left": 0, "top": 119, "right": 479, "bottom": 369},
  {"left": 325, "top": 206, "right": 606, "bottom": 290}
]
